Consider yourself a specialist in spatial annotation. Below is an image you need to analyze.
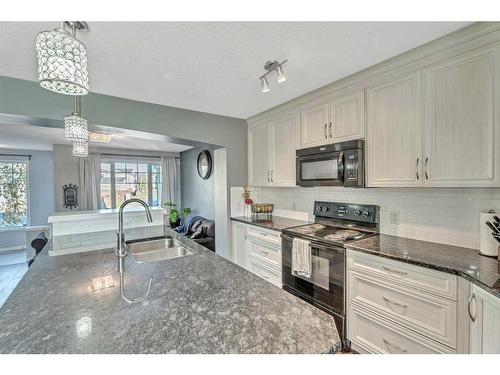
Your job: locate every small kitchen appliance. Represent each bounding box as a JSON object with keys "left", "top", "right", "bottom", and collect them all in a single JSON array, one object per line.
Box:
[{"left": 296, "top": 140, "right": 364, "bottom": 187}]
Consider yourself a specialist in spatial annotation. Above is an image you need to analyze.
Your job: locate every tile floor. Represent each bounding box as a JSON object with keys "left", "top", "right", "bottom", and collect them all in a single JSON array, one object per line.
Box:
[{"left": 0, "top": 250, "right": 28, "bottom": 308}]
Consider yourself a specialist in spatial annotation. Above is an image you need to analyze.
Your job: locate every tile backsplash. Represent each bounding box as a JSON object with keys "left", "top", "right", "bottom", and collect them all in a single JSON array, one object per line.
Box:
[{"left": 233, "top": 186, "right": 500, "bottom": 250}]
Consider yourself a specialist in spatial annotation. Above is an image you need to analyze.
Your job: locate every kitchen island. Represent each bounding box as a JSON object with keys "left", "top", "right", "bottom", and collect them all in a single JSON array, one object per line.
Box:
[{"left": 0, "top": 230, "right": 340, "bottom": 354}]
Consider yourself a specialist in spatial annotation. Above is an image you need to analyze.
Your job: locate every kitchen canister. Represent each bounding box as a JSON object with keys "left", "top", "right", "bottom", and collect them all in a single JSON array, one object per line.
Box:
[{"left": 479, "top": 210, "right": 499, "bottom": 257}]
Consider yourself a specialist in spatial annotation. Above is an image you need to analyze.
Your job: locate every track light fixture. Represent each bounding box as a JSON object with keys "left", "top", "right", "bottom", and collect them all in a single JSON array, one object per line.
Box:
[{"left": 259, "top": 59, "right": 287, "bottom": 93}]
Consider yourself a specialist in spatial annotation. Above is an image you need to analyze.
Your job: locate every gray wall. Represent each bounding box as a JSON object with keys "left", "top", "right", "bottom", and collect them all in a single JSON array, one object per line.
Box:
[
  {"left": 0, "top": 148, "right": 54, "bottom": 250},
  {"left": 0, "top": 76, "right": 247, "bottom": 189},
  {"left": 180, "top": 147, "right": 216, "bottom": 220},
  {"left": 52, "top": 145, "right": 80, "bottom": 212}
]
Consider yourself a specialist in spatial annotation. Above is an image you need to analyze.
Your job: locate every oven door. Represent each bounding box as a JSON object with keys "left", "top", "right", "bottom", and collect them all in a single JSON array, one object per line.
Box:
[
  {"left": 296, "top": 151, "right": 344, "bottom": 187},
  {"left": 282, "top": 234, "right": 345, "bottom": 316}
]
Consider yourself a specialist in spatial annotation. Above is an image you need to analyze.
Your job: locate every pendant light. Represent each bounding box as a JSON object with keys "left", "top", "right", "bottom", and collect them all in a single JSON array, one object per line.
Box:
[
  {"left": 72, "top": 140, "right": 89, "bottom": 158},
  {"left": 36, "top": 21, "right": 89, "bottom": 95},
  {"left": 64, "top": 96, "right": 88, "bottom": 141}
]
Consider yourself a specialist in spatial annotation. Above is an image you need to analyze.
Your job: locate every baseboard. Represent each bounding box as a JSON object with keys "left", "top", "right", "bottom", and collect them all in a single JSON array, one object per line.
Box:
[{"left": 0, "top": 245, "right": 26, "bottom": 253}]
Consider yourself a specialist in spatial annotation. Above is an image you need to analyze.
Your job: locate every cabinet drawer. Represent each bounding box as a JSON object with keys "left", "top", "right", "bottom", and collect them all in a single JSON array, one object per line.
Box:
[
  {"left": 348, "top": 250, "right": 457, "bottom": 300},
  {"left": 248, "top": 239, "right": 281, "bottom": 266},
  {"left": 249, "top": 256, "right": 282, "bottom": 288},
  {"left": 349, "top": 272, "right": 456, "bottom": 348},
  {"left": 246, "top": 227, "right": 281, "bottom": 247},
  {"left": 349, "top": 305, "right": 455, "bottom": 354}
]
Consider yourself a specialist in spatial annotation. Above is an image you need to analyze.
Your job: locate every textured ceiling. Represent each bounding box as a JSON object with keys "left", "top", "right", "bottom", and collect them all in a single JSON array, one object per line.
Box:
[
  {"left": 0, "top": 123, "right": 192, "bottom": 152},
  {"left": 0, "top": 22, "right": 471, "bottom": 118}
]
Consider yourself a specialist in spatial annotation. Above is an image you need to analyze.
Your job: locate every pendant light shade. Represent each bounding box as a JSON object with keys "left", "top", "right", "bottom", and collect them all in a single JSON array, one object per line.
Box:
[
  {"left": 36, "top": 24, "right": 89, "bottom": 95},
  {"left": 64, "top": 113, "right": 88, "bottom": 141},
  {"left": 72, "top": 140, "right": 89, "bottom": 157}
]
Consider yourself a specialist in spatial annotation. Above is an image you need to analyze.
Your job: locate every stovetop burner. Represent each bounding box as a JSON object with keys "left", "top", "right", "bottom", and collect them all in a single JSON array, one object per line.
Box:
[
  {"left": 290, "top": 223, "right": 325, "bottom": 234},
  {"left": 324, "top": 229, "right": 364, "bottom": 241}
]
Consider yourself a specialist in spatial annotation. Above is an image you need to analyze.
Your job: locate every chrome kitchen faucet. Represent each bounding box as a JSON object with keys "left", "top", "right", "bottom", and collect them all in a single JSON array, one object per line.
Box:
[{"left": 117, "top": 198, "right": 153, "bottom": 303}]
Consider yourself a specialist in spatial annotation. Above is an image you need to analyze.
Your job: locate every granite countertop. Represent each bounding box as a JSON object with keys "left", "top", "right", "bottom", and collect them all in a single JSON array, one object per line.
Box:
[
  {"left": 346, "top": 234, "right": 500, "bottom": 298},
  {"left": 0, "top": 230, "right": 339, "bottom": 354},
  {"left": 231, "top": 216, "right": 310, "bottom": 232}
]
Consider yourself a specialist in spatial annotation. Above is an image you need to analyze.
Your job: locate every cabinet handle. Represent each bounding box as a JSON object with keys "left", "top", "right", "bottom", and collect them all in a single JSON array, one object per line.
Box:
[
  {"left": 259, "top": 274, "right": 270, "bottom": 280},
  {"left": 382, "top": 338, "right": 407, "bottom": 353},
  {"left": 329, "top": 122, "right": 333, "bottom": 139},
  {"left": 324, "top": 123, "right": 328, "bottom": 139},
  {"left": 425, "top": 157, "right": 429, "bottom": 180},
  {"left": 382, "top": 266, "right": 408, "bottom": 277},
  {"left": 267, "top": 170, "right": 270, "bottom": 183},
  {"left": 270, "top": 170, "right": 274, "bottom": 183},
  {"left": 382, "top": 296, "right": 408, "bottom": 310},
  {"left": 468, "top": 293, "right": 477, "bottom": 323},
  {"left": 261, "top": 250, "right": 269, "bottom": 255},
  {"left": 416, "top": 157, "right": 420, "bottom": 180}
]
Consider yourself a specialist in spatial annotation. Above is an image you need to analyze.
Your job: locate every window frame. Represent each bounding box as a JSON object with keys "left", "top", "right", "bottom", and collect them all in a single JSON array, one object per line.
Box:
[
  {"left": 100, "top": 158, "right": 161, "bottom": 210},
  {"left": 0, "top": 158, "right": 30, "bottom": 232}
]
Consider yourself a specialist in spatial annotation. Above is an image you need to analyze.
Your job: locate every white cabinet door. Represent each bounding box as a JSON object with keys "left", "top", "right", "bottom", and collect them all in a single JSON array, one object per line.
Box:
[
  {"left": 423, "top": 46, "right": 500, "bottom": 187},
  {"left": 248, "top": 124, "right": 270, "bottom": 186},
  {"left": 269, "top": 113, "right": 299, "bottom": 186},
  {"left": 231, "top": 222, "right": 248, "bottom": 270},
  {"left": 330, "top": 90, "right": 365, "bottom": 142},
  {"left": 366, "top": 73, "right": 423, "bottom": 187},
  {"left": 299, "top": 103, "right": 329, "bottom": 148},
  {"left": 469, "top": 284, "right": 500, "bottom": 354}
]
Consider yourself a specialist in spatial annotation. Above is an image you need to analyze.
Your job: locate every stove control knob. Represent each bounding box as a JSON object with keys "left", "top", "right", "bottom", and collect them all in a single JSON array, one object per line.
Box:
[
  {"left": 319, "top": 205, "right": 328, "bottom": 213},
  {"left": 362, "top": 210, "right": 370, "bottom": 217},
  {"left": 354, "top": 210, "right": 362, "bottom": 216}
]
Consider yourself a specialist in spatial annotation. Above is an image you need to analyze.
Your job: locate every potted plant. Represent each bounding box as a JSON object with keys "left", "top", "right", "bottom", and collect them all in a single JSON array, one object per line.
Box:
[{"left": 164, "top": 202, "right": 192, "bottom": 228}]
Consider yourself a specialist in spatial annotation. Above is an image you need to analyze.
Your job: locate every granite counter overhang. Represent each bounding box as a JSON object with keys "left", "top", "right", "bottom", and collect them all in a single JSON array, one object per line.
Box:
[
  {"left": 230, "top": 216, "right": 311, "bottom": 232},
  {"left": 0, "top": 230, "right": 340, "bottom": 354},
  {"left": 345, "top": 234, "right": 500, "bottom": 299}
]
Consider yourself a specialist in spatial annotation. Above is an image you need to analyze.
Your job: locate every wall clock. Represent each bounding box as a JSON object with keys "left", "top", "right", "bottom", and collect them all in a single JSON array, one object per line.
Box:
[{"left": 197, "top": 150, "right": 212, "bottom": 180}]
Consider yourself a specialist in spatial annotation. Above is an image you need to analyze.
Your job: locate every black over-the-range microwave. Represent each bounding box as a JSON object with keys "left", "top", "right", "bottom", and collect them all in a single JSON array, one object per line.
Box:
[{"left": 296, "top": 139, "right": 364, "bottom": 187}]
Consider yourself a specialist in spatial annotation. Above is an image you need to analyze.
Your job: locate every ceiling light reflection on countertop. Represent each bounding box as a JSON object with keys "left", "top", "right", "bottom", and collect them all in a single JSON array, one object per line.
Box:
[{"left": 90, "top": 275, "right": 116, "bottom": 292}]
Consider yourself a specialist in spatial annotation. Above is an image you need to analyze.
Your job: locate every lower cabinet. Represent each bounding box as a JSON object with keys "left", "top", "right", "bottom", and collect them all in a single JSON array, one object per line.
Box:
[
  {"left": 231, "top": 221, "right": 282, "bottom": 288},
  {"left": 468, "top": 283, "right": 500, "bottom": 354},
  {"left": 347, "top": 250, "right": 459, "bottom": 353}
]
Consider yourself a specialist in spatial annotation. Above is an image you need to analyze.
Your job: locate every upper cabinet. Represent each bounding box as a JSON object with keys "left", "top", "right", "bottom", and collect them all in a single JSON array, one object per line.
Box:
[
  {"left": 330, "top": 90, "right": 365, "bottom": 143},
  {"left": 299, "top": 90, "right": 365, "bottom": 148},
  {"left": 269, "top": 113, "right": 300, "bottom": 186},
  {"left": 423, "top": 46, "right": 500, "bottom": 187},
  {"left": 299, "top": 103, "right": 329, "bottom": 148},
  {"left": 366, "top": 45, "right": 500, "bottom": 188},
  {"left": 248, "top": 123, "right": 270, "bottom": 186},
  {"left": 248, "top": 113, "right": 299, "bottom": 187},
  {"left": 366, "top": 73, "right": 423, "bottom": 187}
]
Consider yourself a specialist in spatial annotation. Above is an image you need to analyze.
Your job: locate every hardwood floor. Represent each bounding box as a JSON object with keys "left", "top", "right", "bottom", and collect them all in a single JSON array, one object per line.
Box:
[{"left": 0, "top": 250, "right": 28, "bottom": 308}]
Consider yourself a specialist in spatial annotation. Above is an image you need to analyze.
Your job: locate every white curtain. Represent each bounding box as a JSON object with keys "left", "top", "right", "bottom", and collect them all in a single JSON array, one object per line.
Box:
[
  {"left": 162, "top": 156, "right": 179, "bottom": 207},
  {"left": 79, "top": 154, "right": 101, "bottom": 211}
]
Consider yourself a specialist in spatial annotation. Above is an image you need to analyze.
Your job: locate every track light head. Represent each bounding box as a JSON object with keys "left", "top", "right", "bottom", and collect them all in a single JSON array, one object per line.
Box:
[
  {"left": 276, "top": 65, "right": 286, "bottom": 83},
  {"left": 261, "top": 77, "right": 270, "bottom": 93}
]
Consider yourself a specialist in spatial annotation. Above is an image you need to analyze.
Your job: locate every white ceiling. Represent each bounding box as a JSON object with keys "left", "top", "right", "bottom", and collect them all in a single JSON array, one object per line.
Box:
[
  {"left": 0, "top": 22, "right": 471, "bottom": 119},
  {"left": 0, "top": 123, "right": 192, "bottom": 152}
]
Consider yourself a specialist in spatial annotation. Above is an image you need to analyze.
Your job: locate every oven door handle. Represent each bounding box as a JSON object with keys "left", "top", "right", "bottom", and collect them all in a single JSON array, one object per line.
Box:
[{"left": 281, "top": 234, "right": 345, "bottom": 254}]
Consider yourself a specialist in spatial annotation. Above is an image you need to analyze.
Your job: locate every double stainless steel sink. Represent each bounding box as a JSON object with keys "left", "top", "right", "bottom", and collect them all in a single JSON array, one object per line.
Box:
[{"left": 126, "top": 237, "right": 193, "bottom": 263}]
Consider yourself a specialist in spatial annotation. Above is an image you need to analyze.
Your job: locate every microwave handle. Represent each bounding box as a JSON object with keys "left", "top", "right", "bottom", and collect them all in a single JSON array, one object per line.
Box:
[{"left": 337, "top": 151, "right": 345, "bottom": 180}]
